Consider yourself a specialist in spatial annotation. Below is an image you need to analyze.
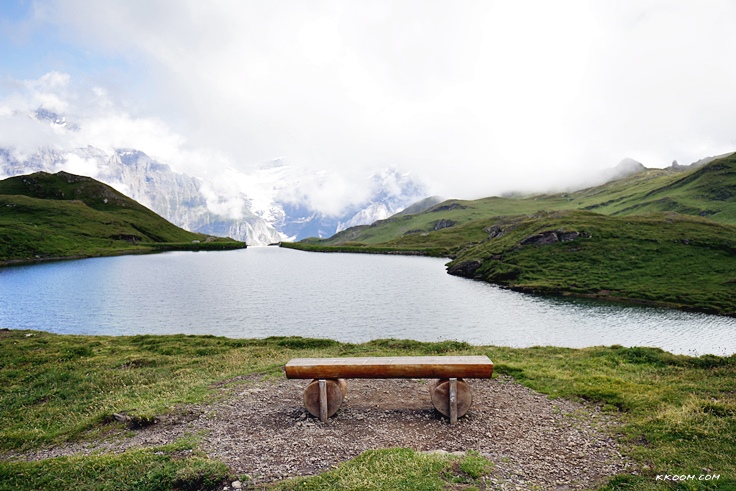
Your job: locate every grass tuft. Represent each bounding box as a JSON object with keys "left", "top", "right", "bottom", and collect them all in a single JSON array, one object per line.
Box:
[{"left": 270, "top": 448, "right": 493, "bottom": 491}]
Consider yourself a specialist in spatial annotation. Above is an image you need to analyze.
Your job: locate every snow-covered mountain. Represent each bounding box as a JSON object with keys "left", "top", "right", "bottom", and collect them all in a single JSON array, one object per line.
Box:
[
  {"left": 335, "top": 169, "right": 426, "bottom": 233},
  {"left": 0, "top": 143, "right": 282, "bottom": 245},
  {"left": 0, "top": 109, "right": 429, "bottom": 244},
  {"left": 250, "top": 165, "right": 428, "bottom": 240}
]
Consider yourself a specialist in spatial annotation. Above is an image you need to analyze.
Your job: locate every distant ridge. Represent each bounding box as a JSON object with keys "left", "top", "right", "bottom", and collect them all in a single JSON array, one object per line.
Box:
[
  {"left": 394, "top": 195, "right": 445, "bottom": 216},
  {"left": 312, "top": 152, "right": 736, "bottom": 246},
  {"left": 606, "top": 158, "right": 647, "bottom": 181},
  {"left": 683, "top": 151, "right": 735, "bottom": 169}
]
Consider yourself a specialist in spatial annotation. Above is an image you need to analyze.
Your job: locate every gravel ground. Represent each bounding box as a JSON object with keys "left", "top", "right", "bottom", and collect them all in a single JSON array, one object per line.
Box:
[{"left": 5, "top": 375, "right": 636, "bottom": 490}]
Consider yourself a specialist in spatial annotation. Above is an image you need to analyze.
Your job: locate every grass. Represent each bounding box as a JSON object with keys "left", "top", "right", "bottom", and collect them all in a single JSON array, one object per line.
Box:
[
  {"left": 0, "top": 437, "right": 229, "bottom": 491},
  {"left": 445, "top": 211, "right": 736, "bottom": 315},
  {"left": 270, "top": 449, "right": 493, "bottom": 490},
  {"left": 1, "top": 331, "right": 735, "bottom": 490},
  {"left": 0, "top": 171, "right": 245, "bottom": 264}
]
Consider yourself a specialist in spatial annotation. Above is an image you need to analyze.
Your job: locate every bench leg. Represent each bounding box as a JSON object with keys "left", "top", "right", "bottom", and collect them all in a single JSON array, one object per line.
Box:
[
  {"left": 319, "top": 379, "right": 328, "bottom": 423},
  {"left": 449, "top": 377, "right": 458, "bottom": 425}
]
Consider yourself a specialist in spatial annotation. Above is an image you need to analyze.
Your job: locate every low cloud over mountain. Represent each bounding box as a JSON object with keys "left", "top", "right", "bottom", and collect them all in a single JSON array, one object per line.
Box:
[{"left": 0, "top": 105, "right": 428, "bottom": 244}]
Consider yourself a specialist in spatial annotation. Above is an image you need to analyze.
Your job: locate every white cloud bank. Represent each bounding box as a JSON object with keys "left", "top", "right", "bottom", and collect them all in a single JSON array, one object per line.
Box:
[
  {"left": 5, "top": 0, "right": 736, "bottom": 202},
  {"left": 0, "top": 74, "right": 409, "bottom": 217}
]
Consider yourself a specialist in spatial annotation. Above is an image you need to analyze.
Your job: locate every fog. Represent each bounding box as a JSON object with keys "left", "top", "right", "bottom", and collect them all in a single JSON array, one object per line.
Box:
[{"left": 2, "top": 1, "right": 736, "bottom": 210}]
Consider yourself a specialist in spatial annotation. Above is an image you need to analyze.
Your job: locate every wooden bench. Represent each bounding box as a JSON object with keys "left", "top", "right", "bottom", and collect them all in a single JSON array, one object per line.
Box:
[{"left": 285, "top": 356, "right": 494, "bottom": 424}]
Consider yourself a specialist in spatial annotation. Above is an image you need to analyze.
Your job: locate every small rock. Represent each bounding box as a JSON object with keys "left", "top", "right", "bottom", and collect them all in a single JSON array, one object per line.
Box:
[
  {"left": 231, "top": 480, "right": 242, "bottom": 489},
  {"left": 423, "top": 449, "right": 449, "bottom": 456}
]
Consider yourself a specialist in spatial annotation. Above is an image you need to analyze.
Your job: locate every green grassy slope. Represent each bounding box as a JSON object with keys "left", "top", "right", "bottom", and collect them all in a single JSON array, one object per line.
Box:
[
  {"left": 0, "top": 171, "right": 244, "bottom": 264},
  {"left": 570, "top": 157, "right": 736, "bottom": 222},
  {"left": 444, "top": 210, "right": 736, "bottom": 315},
  {"left": 316, "top": 194, "right": 571, "bottom": 246},
  {"left": 319, "top": 153, "right": 736, "bottom": 246}
]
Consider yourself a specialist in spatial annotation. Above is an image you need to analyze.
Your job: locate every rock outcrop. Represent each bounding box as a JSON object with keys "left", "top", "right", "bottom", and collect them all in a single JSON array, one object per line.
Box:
[{"left": 519, "top": 230, "right": 586, "bottom": 246}]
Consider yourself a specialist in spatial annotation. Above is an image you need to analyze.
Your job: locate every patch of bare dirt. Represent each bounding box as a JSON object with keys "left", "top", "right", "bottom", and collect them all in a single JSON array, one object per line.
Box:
[{"left": 5, "top": 376, "right": 636, "bottom": 489}]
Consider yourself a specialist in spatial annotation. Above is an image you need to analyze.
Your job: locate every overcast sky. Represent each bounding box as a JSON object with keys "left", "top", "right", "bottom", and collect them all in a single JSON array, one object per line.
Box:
[{"left": 2, "top": 0, "right": 736, "bottom": 202}]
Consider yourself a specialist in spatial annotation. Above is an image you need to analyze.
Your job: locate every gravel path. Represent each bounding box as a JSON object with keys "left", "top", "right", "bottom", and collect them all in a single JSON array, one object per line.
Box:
[{"left": 5, "top": 375, "right": 636, "bottom": 490}]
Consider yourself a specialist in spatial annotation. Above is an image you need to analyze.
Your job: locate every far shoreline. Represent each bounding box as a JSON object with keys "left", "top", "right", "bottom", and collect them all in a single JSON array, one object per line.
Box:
[{"left": 0, "top": 241, "right": 247, "bottom": 269}]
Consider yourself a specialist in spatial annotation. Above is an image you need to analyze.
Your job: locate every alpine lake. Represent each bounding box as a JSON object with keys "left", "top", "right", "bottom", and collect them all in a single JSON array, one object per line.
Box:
[{"left": 1, "top": 246, "right": 734, "bottom": 356}]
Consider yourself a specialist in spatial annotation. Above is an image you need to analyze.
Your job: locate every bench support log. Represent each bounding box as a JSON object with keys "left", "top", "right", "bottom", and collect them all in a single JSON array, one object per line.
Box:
[
  {"left": 429, "top": 378, "right": 472, "bottom": 422},
  {"left": 303, "top": 378, "right": 347, "bottom": 422}
]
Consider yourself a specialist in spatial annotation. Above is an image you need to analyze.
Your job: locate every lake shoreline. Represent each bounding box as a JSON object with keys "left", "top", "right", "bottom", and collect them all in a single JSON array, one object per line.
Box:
[
  {"left": 507, "top": 284, "right": 736, "bottom": 318},
  {"left": 282, "top": 241, "right": 736, "bottom": 319}
]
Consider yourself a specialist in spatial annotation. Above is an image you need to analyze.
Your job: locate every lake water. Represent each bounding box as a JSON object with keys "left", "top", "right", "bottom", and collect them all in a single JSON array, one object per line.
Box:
[{"left": 1, "top": 247, "right": 735, "bottom": 356}]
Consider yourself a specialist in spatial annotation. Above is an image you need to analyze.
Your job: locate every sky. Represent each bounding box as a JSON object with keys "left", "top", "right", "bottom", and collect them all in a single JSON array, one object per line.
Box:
[{"left": 2, "top": 0, "right": 736, "bottom": 207}]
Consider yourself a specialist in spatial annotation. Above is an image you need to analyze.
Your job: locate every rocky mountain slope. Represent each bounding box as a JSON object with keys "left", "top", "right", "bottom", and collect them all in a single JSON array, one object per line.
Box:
[{"left": 0, "top": 109, "right": 428, "bottom": 245}]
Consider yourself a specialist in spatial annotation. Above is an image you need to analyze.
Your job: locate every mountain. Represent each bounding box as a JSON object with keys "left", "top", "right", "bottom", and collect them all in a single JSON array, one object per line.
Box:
[
  {"left": 394, "top": 195, "right": 445, "bottom": 217},
  {"left": 604, "top": 158, "right": 647, "bottom": 182},
  {"left": 0, "top": 109, "right": 428, "bottom": 245},
  {"left": 0, "top": 142, "right": 283, "bottom": 246},
  {"left": 0, "top": 171, "right": 244, "bottom": 264},
  {"left": 334, "top": 169, "right": 427, "bottom": 233},
  {"left": 242, "top": 165, "right": 429, "bottom": 241},
  {"left": 313, "top": 153, "right": 736, "bottom": 246}
]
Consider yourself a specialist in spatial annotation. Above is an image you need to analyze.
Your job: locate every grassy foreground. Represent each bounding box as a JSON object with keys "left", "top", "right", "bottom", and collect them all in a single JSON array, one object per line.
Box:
[{"left": 0, "top": 330, "right": 735, "bottom": 490}]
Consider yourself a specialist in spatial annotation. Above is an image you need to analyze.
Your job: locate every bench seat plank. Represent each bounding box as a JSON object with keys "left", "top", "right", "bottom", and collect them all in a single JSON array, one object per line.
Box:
[{"left": 285, "top": 355, "right": 493, "bottom": 379}]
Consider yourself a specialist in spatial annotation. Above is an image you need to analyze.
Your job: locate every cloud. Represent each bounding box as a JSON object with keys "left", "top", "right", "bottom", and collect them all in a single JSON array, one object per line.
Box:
[
  {"left": 6, "top": 0, "right": 736, "bottom": 201},
  {"left": 198, "top": 180, "right": 245, "bottom": 220},
  {"left": 276, "top": 169, "right": 374, "bottom": 217},
  {"left": 60, "top": 153, "right": 100, "bottom": 178},
  {"left": 0, "top": 112, "right": 61, "bottom": 161},
  {"left": 0, "top": 71, "right": 225, "bottom": 175},
  {"left": 0, "top": 71, "right": 416, "bottom": 218}
]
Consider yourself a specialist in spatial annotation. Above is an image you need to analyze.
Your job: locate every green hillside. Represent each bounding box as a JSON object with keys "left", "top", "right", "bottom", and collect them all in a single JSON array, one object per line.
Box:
[
  {"left": 445, "top": 210, "right": 736, "bottom": 315},
  {"left": 286, "top": 154, "right": 736, "bottom": 315},
  {"left": 0, "top": 171, "right": 245, "bottom": 264},
  {"left": 317, "top": 153, "right": 736, "bottom": 246}
]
